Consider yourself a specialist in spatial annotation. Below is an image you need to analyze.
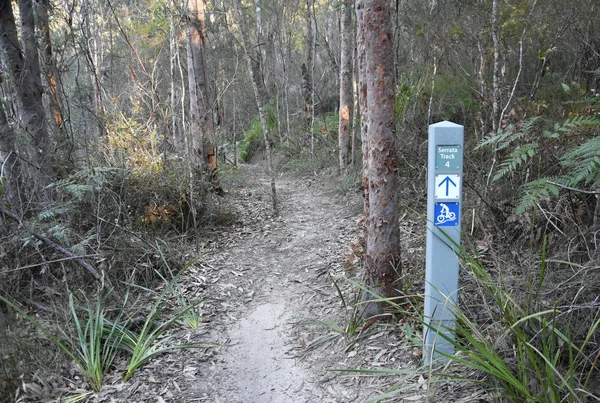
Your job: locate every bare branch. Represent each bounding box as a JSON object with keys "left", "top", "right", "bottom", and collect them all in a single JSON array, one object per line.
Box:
[{"left": 547, "top": 181, "right": 600, "bottom": 195}]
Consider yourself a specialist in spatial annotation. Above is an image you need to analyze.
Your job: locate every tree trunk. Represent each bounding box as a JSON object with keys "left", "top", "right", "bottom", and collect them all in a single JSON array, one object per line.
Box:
[
  {"left": 34, "top": 0, "right": 72, "bottom": 176},
  {"left": 491, "top": 0, "right": 500, "bottom": 132},
  {"left": 338, "top": 0, "right": 354, "bottom": 170},
  {"left": 169, "top": 0, "right": 180, "bottom": 152},
  {"left": 361, "top": 0, "right": 401, "bottom": 317},
  {"left": 236, "top": 0, "right": 278, "bottom": 217},
  {"left": 186, "top": 0, "right": 214, "bottom": 170},
  {"left": 302, "top": 0, "right": 314, "bottom": 134},
  {"left": 0, "top": 83, "right": 19, "bottom": 206},
  {"left": 0, "top": 0, "right": 54, "bottom": 190},
  {"left": 356, "top": 0, "right": 369, "bottom": 227}
]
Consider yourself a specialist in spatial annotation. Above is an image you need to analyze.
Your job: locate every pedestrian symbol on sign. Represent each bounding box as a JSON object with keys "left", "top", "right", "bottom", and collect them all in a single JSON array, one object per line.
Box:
[{"left": 434, "top": 202, "right": 459, "bottom": 226}]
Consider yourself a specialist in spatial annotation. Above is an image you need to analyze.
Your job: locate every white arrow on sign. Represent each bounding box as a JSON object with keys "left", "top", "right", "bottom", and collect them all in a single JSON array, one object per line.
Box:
[{"left": 435, "top": 174, "right": 460, "bottom": 199}]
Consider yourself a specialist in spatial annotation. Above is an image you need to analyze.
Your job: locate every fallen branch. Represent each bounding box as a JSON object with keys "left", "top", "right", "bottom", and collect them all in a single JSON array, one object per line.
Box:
[
  {"left": 0, "top": 204, "right": 23, "bottom": 227},
  {"left": 547, "top": 181, "right": 600, "bottom": 195},
  {"left": 32, "top": 233, "right": 103, "bottom": 282},
  {"left": 0, "top": 206, "right": 109, "bottom": 287}
]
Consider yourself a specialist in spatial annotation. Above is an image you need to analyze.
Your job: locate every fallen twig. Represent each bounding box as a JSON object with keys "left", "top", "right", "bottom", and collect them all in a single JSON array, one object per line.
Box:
[{"left": 0, "top": 206, "right": 109, "bottom": 287}]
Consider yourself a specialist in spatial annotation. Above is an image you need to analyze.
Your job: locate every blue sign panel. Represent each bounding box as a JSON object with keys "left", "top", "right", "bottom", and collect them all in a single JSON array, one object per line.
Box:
[{"left": 434, "top": 202, "right": 459, "bottom": 226}]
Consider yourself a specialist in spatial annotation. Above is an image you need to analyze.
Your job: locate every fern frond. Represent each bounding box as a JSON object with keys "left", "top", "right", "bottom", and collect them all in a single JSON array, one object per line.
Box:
[
  {"left": 493, "top": 143, "right": 537, "bottom": 181},
  {"left": 560, "top": 136, "right": 600, "bottom": 187},
  {"left": 63, "top": 184, "right": 94, "bottom": 201},
  {"left": 476, "top": 117, "right": 542, "bottom": 151},
  {"left": 38, "top": 207, "right": 70, "bottom": 221},
  {"left": 516, "top": 178, "right": 560, "bottom": 214},
  {"left": 562, "top": 115, "right": 600, "bottom": 130}
]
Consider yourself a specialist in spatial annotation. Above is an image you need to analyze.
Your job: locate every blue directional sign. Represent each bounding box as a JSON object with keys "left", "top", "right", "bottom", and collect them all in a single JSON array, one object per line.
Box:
[{"left": 434, "top": 202, "right": 459, "bottom": 226}]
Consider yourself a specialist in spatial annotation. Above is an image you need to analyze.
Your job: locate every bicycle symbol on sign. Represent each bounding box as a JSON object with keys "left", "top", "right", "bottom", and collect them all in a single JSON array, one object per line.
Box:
[{"left": 436, "top": 203, "right": 457, "bottom": 224}]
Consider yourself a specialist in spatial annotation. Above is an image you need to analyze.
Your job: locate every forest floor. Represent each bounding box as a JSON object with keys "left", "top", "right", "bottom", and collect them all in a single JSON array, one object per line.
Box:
[{"left": 77, "top": 163, "right": 483, "bottom": 403}]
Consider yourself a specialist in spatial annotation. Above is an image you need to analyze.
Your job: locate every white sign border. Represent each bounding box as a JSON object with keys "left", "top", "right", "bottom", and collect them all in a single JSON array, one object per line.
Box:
[{"left": 434, "top": 174, "right": 460, "bottom": 199}]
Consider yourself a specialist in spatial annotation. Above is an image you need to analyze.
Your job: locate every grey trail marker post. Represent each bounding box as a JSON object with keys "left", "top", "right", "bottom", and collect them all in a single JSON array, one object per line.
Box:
[{"left": 424, "top": 121, "right": 464, "bottom": 364}]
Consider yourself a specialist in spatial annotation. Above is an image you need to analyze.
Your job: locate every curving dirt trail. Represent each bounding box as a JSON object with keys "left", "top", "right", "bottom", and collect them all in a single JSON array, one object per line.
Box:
[
  {"left": 198, "top": 164, "right": 358, "bottom": 402},
  {"left": 93, "top": 163, "right": 375, "bottom": 403}
]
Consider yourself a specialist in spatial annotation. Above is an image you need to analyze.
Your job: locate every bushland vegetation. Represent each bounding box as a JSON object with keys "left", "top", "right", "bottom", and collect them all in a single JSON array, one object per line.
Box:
[{"left": 0, "top": 0, "right": 599, "bottom": 400}]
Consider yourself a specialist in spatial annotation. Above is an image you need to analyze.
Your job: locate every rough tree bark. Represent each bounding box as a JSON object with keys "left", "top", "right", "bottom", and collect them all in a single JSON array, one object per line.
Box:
[
  {"left": 338, "top": 0, "right": 354, "bottom": 170},
  {"left": 0, "top": 0, "right": 55, "bottom": 190},
  {"left": 302, "top": 0, "right": 314, "bottom": 133},
  {"left": 186, "top": 0, "right": 214, "bottom": 170},
  {"left": 356, "top": 0, "right": 369, "bottom": 232},
  {"left": 361, "top": 0, "right": 401, "bottom": 317}
]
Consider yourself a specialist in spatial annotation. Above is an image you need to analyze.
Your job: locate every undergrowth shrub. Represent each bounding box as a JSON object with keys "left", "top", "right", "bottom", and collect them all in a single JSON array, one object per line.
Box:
[
  {"left": 344, "top": 239, "right": 600, "bottom": 402},
  {"left": 279, "top": 112, "right": 341, "bottom": 175},
  {"left": 0, "top": 156, "right": 231, "bottom": 399},
  {"left": 474, "top": 90, "right": 600, "bottom": 258},
  {"left": 239, "top": 105, "right": 277, "bottom": 162}
]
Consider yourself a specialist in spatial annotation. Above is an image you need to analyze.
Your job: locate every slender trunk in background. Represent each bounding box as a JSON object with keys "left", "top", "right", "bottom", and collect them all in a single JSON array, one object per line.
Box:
[
  {"left": 361, "top": 0, "right": 401, "bottom": 317},
  {"left": 169, "top": 0, "right": 179, "bottom": 151},
  {"left": 0, "top": 83, "right": 19, "bottom": 206},
  {"left": 491, "top": 0, "right": 500, "bottom": 132},
  {"left": 236, "top": 0, "right": 278, "bottom": 217},
  {"left": 302, "top": 0, "right": 314, "bottom": 141},
  {"left": 0, "top": 0, "right": 55, "bottom": 190},
  {"left": 34, "top": 0, "right": 73, "bottom": 176},
  {"left": 80, "top": 0, "right": 106, "bottom": 139},
  {"left": 356, "top": 0, "right": 369, "bottom": 218},
  {"left": 338, "top": 0, "right": 354, "bottom": 170}
]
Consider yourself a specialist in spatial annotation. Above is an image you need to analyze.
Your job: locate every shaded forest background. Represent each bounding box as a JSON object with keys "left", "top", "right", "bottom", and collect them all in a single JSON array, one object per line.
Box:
[{"left": 0, "top": 0, "right": 599, "bottom": 400}]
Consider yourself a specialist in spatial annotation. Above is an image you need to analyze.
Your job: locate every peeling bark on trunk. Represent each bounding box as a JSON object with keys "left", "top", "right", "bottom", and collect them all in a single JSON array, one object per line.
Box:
[
  {"left": 302, "top": 0, "right": 314, "bottom": 130},
  {"left": 338, "top": 0, "right": 354, "bottom": 171},
  {"left": 361, "top": 0, "right": 401, "bottom": 317},
  {"left": 356, "top": 0, "right": 369, "bottom": 250},
  {"left": 186, "top": 0, "right": 214, "bottom": 170}
]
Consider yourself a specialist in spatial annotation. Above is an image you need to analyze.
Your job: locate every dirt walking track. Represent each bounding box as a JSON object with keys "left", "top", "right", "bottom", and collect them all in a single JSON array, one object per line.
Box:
[{"left": 92, "top": 164, "right": 442, "bottom": 403}]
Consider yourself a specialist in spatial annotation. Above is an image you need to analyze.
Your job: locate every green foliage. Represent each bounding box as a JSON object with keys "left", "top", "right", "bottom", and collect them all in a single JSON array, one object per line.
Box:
[
  {"left": 477, "top": 116, "right": 541, "bottom": 153},
  {"left": 344, "top": 237, "right": 600, "bottom": 401},
  {"left": 493, "top": 142, "right": 537, "bottom": 181},
  {"left": 239, "top": 106, "right": 277, "bottom": 162},
  {"left": 517, "top": 177, "right": 561, "bottom": 214},
  {"left": 0, "top": 253, "right": 208, "bottom": 391},
  {"left": 314, "top": 112, "right": 339, "bottom": 136},
  {"left": 396, "top": 77, "right": 418, "bottom": 119},
  {"left": 0, "top": 292, "right": 122, "bottom": 392},
  {"left": 433, "top": 73, "right": 480, "bottom": 121},
  {"left": 295, "top": 276, "right": 371, "bottom": 352},
  {"left": 437, "top": 243, "right": 600, "bottom": 402},
  {"left": 112, "top": 255, "right": 207, "bottom": 382},
  {"left": 239, "top": 117, "right": 263, "bottom": 162},
  {"left": 477, "top": 114, "right": 600, "bottom": 214},
  {"left": 560, "top": 132, "right": 600, "bottom": 187}
]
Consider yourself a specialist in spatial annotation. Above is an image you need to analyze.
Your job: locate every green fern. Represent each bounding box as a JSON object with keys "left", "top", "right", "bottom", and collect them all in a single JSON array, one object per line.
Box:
[
  {"left": 493, "top": 142, "right": 538, "bottom": 181},
  {"left": 516, "top": 178, "right": 560, "bottom": 214},
  {"left": 63, "top": 184, "right": 94, "bottom": 201},
  {"left": 515, "top": 115, "right": 600, "bottom": 213},
  {"left": 38, "top": 207, "right": 70, "bottom": 221},
  {"left": 560, "top": 134, "right": 600, "bottom": 187},
  {"left": 476, "top": 116, "right": 541, "bottom": 152}
]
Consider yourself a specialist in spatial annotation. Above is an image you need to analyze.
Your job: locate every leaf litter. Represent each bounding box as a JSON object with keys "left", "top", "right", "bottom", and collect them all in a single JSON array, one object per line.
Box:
[{"left": 21, "top": 163, "right": 488, "bottom": 403}]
